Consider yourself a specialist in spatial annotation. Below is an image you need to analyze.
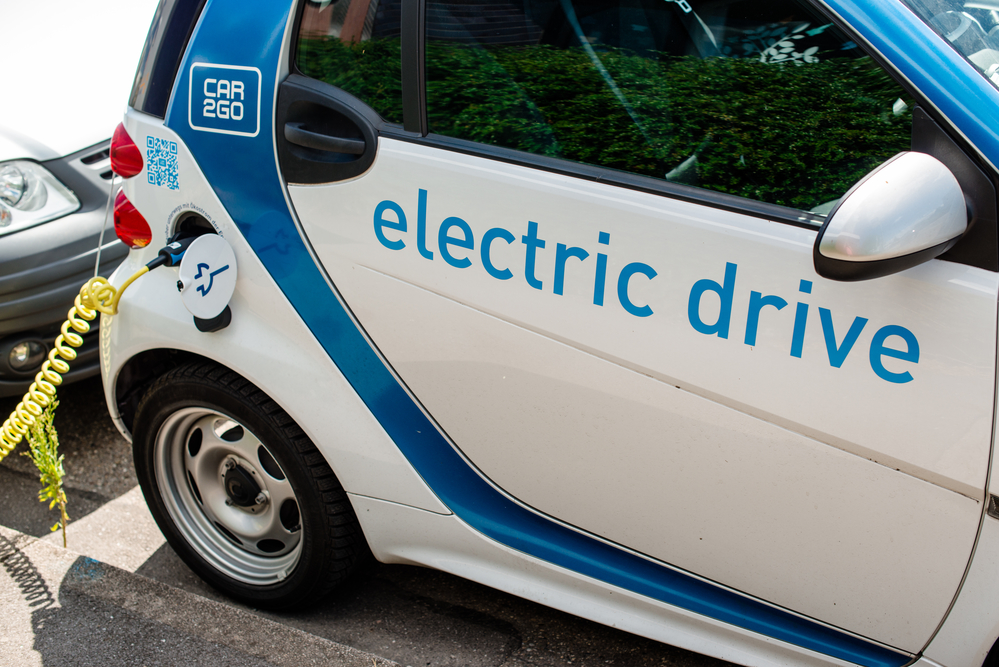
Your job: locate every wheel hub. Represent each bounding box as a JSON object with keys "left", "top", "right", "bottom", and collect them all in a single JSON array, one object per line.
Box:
[{"left": 223, "top": 460, "right": 262, "bottom": 507}]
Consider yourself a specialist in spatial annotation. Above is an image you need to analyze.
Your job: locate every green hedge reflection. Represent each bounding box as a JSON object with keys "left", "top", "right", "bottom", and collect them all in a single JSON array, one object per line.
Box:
[
  {"left": 300, "top": 37, "right": 912, "bottom": 211},
  {"left": 297, "top": 37, "right": 404, "bottom": 124}
]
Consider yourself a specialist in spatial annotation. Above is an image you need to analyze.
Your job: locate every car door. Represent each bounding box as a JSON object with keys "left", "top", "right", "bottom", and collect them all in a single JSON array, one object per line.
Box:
[{"left": 172, "top": 0, "right": 997, "bottom": 659}]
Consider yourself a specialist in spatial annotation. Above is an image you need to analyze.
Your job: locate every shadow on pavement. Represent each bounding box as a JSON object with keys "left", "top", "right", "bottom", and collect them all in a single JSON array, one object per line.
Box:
[
  {"left": 0, "top": 376, "right": 135, "bottom": 538},
  {"left": 0, "top": 377, "right": 135, "bottom": 499},
  {"left": 0, "top": 467, "right": 109, "bottom": 537},
  {"left": 135, "top": 539, "right": 723, "bottom": 667},
  {"left": 0, "top": 532, "right": 280, "bottom": 667},
  {"left": 136, "top": 544, "right": 522, "bottom": 666}
]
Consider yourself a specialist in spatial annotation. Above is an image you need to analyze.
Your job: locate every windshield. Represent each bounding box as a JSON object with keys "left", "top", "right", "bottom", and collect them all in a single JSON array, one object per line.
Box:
[{"left": 903, "top": 0, "right": 999, "bottom": 87}]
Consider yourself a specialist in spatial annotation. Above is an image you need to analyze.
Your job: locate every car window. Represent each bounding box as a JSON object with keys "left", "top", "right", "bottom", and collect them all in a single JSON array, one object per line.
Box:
[
  {"left": 424, "top": 0, "right": 914, "bottom": 216},
  {"left": 903, "top": 0, "right": 999, "bottom": 88},
  {"left": 295, "top": 0, "right": 404, "bottom": 124}
]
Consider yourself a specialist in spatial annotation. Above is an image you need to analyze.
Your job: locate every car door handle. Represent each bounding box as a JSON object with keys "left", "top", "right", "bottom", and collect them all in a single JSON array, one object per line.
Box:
[{"left": 283, "top": 122, "right": 366, "bottom": 155}]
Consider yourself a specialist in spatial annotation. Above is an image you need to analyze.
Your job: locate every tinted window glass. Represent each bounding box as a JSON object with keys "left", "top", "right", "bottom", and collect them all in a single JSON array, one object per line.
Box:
[
  {"left": 131, "top": 0, "right": 207, "bottom": 118},
  {"left": 425, "top": 0, "right": 913, "bottom": 215},
  {"left": 296, "top": 0, "right": 404, "bottom": 124}
]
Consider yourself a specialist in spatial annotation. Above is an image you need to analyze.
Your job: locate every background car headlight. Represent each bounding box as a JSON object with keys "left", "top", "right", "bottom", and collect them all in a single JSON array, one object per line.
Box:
[
  {"left": 0, "top": 165, "right": 27, "bottom": 206},
  {"left": 0, "top": 160, "right": 79, "bottom": 236}
]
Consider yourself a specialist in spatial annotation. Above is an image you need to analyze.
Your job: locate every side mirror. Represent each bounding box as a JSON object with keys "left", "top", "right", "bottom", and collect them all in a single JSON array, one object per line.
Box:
[{"left": 813, "top": 151, "right": 969, "bottom": 281}]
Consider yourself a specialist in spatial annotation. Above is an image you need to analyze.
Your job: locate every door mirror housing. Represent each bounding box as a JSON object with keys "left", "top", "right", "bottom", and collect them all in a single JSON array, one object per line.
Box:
[{"left": 813, "top": 151, "right": 969, "bottom": 281}]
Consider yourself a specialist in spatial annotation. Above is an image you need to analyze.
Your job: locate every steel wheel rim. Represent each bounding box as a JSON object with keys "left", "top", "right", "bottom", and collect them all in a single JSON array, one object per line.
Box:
[{"left": 153, "top": 407, "right": 303, "bottom": 586}]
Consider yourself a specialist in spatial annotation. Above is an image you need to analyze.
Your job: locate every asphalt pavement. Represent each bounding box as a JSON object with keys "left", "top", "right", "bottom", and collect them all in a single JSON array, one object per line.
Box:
[
  {"left": 0, "top": 377, "right": 731, "bottom": 667},
  {"left": 0, "top": 526, "right": 395, "bottom": 667}
]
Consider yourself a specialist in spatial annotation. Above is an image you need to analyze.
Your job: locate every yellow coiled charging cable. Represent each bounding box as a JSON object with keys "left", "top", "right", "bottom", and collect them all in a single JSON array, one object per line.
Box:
[{"left": 0, "top": 267, "right": 149, "bottom": 463}]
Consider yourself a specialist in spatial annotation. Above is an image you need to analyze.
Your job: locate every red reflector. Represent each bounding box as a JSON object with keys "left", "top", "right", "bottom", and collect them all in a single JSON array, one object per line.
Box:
[
  {"left": 113, "top": 189, "right": 152, "bottom": 248},
  {"left": 110, "top": 123, "right": 143, "bottom": 178}
]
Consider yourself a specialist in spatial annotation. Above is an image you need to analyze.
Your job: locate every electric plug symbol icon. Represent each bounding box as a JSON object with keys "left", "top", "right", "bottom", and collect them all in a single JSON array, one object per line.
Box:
[{"left": 194, "top": 263, "right": 231, "bottom": 297}]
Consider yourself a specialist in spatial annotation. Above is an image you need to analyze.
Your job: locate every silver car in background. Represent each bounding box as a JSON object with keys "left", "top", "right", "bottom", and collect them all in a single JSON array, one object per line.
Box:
[{"left": 0, "top": 0, "right": 158, "bottom": 396}]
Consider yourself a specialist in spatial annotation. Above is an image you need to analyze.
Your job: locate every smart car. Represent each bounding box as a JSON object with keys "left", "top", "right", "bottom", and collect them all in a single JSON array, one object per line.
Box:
[
  {"left": 102, "top": 0, "right": 999, "bottom": 666},
  {"left": 0, "top": 0, "right": 159, "bottom": 397}
]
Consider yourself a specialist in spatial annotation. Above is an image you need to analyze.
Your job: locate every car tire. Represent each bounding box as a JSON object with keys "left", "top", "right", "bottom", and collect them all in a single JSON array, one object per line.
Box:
[{"left": 132, "top": 360, "right": 365, "bottom": 609}]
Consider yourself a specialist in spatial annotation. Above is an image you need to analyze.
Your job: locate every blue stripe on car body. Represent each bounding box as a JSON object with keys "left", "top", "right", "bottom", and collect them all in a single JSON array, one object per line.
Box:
[{"left": 164, "top": 0, "right": 928, "bottom": 664}]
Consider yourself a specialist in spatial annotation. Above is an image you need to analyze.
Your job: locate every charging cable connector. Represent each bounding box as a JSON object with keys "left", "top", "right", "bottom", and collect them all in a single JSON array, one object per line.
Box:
[{"left": 146, "top": 236, "right": 198, "bottom": 271}]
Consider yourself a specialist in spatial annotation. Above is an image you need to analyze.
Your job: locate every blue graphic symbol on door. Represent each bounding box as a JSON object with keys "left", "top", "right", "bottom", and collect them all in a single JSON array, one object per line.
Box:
[{"left": 195, "top": 263, "right": 231, "bottom": 297}]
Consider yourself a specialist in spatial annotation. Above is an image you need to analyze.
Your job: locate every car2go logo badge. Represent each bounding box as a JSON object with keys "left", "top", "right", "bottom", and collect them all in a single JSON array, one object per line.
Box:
[{"left": 188, "top": 63, "right": 261, "bottom": 137}]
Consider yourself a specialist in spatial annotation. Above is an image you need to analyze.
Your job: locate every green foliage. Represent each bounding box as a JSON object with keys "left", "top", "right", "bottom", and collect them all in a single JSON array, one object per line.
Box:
[
  {"left": 297, "top": 37, "right": 404, "bottom": 124},
  {"left": 298, "top": 36, "right": 912, "bottom": 211},
  {"left": 23, "top": 399, "right": 69, "bottom": 547},
  {"left": 429, "top": 44, "right": 912, "bottom": 210},
  {"left": 424, "top": 41, "right": 563, "bottom": 157},
  {"left": 647, "top": 54, "right": 912, "bottom": 209}
]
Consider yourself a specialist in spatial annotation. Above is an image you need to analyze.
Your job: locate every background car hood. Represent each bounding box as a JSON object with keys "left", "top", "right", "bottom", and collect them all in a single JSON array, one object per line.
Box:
[{"left": 0, "top": 0, "right": 159, "bottom": 162}]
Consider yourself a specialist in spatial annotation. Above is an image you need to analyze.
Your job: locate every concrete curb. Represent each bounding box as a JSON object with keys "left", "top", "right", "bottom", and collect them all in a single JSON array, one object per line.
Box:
[{"left": 0, "top": 525, "right": 398, "bottom": 667}]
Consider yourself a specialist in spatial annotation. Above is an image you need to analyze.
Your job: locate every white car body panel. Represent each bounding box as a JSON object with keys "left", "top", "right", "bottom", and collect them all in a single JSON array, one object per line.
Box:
[
  {"left": 287, "top": 138, "right": 995, "bottom": 649},
  {"left": 925, "top": 514, "right": 999, "bottom": 666},
  {"left": 104, "top": 111, "right": 450, "bottom": 517},
  {"left": 290, "top": 140, "right": 998, "bottom": 499}
]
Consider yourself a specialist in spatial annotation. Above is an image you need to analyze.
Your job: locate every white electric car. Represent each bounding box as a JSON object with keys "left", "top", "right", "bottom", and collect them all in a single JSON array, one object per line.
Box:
[{"left": 102, "top": 0, "right": 999, "bottom": 666}]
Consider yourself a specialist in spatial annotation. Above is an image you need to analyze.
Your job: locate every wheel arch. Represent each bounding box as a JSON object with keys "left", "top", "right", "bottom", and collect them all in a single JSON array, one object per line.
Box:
[{"left": 115, "top": 347, "right": 212, "bottom": 433}]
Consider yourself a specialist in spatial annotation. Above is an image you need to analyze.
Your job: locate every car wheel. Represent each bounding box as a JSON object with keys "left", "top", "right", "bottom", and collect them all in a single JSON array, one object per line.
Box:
[{"left": 132, "top": 361, "right": 365, "bottom": 609}]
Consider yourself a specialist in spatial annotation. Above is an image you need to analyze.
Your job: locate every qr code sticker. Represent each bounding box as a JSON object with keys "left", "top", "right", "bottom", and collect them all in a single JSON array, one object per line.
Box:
[{"left": 146, "top": 136, "right": 179, "bottom": 190}]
